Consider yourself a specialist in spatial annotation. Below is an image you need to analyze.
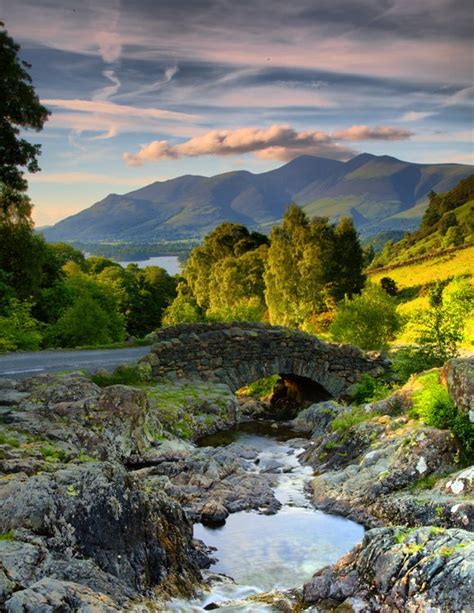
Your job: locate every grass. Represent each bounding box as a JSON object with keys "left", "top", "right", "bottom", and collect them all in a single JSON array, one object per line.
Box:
[
  {"left": 369, "top": 248, "right": 474, "bottom": 351},
  {"left": 410, "top": 473, "right": 450, "bottom": 491},
  {"left": 0, "top": 431, "right": 20, "bottom": 448},
  {"left": 90, "top": 363, "right": 152, "bottom": 387},
  {"left": 146, "top": 381, "right": 235, "bottom": 439},
  {"left": 39, "top": 444, "right": 68, "bottom": 462},
  {"left": 0, "top": 532, "right": 15, "bottom": 541},
  {"left": 369, "top": 246, "right": 474, "bottom": 289},
  {"left": 331, "top": 406, "right": 377, "bottom": 434}
]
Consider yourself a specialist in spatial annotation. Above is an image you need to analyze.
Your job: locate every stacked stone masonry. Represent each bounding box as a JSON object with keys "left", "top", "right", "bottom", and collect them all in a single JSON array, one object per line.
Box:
[{"left": 142, "top": 323, "right": 388, "bottom": 398}]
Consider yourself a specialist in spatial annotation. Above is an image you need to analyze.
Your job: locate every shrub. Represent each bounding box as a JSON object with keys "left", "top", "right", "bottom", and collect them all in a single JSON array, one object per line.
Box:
[
  {"left": 53, "top": 294, "right": 125, "bottom": 347},
  {"left": 392, "top": 347, "right": 441, "bottom": 382},
  {"left": 90, "top": 363, "right": 152, "bottom": 387},
  {"left": 411, "top": 371, "right": 474, "bottom": 463},
  {"left": 352, "top": 373, "right": 392, "bottom": 404},
  {"left": 380, "top": 277, "right": 398, "bottom": 296},
  {"left": 0, "top": 299, "right": 43, "bottom": 351},
  {"left": 410, "top": 372, "right": 456, "bottom": 428},
  {"left": 162, "top": 290, "right": 203, "bottom": 325},
  {"left": 442, "top": 225, "right": 464, "bottom": 248},
  {"left": 403, "top": 278, "right": 474, "bottom": 366},
  {"left": 330, "top": 283, "right": 400, "bottom": 350}
]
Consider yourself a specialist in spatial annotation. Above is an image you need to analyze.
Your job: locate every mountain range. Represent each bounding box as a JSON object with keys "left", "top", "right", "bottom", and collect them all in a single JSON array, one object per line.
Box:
[{"left": 42, "top": 153, "right": 473, "bottom": 242}]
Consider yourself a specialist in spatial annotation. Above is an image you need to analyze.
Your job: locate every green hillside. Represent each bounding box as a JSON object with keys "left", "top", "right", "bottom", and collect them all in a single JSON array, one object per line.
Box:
[{"left": 370, "top": 174, "right": 474, "bottom": 267}]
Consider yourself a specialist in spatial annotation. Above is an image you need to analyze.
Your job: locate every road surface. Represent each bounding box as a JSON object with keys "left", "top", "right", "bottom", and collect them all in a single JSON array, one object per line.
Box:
[{"left": 0, "top": 346, "right": 151, "bottom": 379}]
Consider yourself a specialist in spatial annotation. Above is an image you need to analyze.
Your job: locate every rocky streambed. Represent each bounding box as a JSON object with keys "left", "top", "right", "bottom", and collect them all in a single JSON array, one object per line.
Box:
[
  {"left": 0, "top": 355, "right": 472, "bottom": 611},
  {"left": 168, "top": 422, "right": 364, "bottom": 611}
]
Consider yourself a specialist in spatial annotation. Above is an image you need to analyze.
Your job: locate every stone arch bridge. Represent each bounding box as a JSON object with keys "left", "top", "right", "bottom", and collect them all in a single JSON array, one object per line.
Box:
[{"left": 142, "top": 323, "right": 388, "bottom": 400}]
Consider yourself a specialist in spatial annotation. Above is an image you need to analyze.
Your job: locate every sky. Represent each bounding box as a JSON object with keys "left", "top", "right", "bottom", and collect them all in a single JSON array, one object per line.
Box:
[{"left": 2, "top": 0, "right": 473, "bottom": 226}]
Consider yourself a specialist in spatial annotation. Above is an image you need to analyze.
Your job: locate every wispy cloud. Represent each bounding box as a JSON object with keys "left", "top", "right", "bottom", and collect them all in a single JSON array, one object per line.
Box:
[
  {"left": 41, "top": 98, "right": 201, "bottom": 141},
  {"left": 123, "top": 123, "right": 413, "bottom": 165},
  {"left": 400, "top": 111, "right": 437, "bottom": 122},
  {"left": 42, "top": 99, "right": 199, "bottom": 122},
  {"left": 93, "top": 70, "right": 122, "bottom": 101},
  {"left": 28, "top": 172, "right": 164, "bottom": 186},
  {"left": 114, "top": 66, "right": 179, "bottom": 102}
]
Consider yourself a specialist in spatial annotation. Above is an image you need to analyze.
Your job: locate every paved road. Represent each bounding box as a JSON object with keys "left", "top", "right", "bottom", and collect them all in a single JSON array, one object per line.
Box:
[{"left": 0, "top": 346, "right": 151, "bottom": 379}]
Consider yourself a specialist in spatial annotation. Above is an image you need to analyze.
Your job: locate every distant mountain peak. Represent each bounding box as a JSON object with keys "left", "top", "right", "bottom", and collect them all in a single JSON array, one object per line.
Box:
[{"left": 41, "top": 153, "right": 473, "bottom": 243}]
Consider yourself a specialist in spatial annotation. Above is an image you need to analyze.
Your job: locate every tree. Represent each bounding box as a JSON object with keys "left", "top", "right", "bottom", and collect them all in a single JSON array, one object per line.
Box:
[
  {"left": 0, "top": 22, "right": 50, "bottom": 199},
  {"left": 439, "top": 212, "right": 458, "bottom": 235},
  {"left": 0, "top": 223, "right": 54, "bottom": 300},
  {"left": 442, "top": 225, "right": 463, "bottom": 248},
  {"left": 264, "top": 205, "right": 365, "bottom": 327},
  {"left": 184, "top": 223, "right": 268, "bottom": 310},
  {"left": 49, "top": 271, "right": 126, "bottom": 346},
  {"left": 407, "top": 279, "right": 474, "bottom": 364},
  {"left": 207, "top": 247, "right": 267, "bottom": 317},
  {"left": 264, "top": 204, "right": 319, "bottom": 326},
  {"left": 328, "top": 217, "right": 365, "bottom": 300},
  {"left": 329, "top": 283, "right": 400, "bottom": 350},
  {"left": 380, "top": 277, "right": 398, "bottom": 296}
]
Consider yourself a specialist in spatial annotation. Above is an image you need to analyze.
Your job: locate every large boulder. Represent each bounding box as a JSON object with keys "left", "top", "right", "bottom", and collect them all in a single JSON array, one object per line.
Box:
[
  {"left": 441, "top": 356, "right": 474, "bottom": 419},
  {"left": 303, "top": 526, "right": 474, "bottom": 612},
  {"left": 0, "top": 462, "right": 201, "bottom": 606}
]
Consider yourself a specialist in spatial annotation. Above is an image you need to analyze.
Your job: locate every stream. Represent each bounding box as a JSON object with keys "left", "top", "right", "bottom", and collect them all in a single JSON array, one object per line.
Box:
[{"left": 169, "top": 421, "right": 364, "bottom": 611}]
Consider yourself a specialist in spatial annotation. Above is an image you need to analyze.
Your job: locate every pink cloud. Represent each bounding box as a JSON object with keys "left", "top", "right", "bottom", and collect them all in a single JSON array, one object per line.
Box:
[
  {"left": 123, "top": 123, "right": 413, "bottom": 165},
  {"left": 333, "top": 125, "right": 413, "bottom": 140}
]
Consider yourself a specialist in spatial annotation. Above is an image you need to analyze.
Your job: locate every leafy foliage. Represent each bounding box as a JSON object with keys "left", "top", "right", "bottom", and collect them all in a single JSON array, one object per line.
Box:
[
  {"left": 237, "top": 374, "right": 279, "bottom": 399},
  {"left": 352, "top": 373, "right": 392, "bottom": 404},
  {"left": 162, "top": 283, "right": 204, "bottom": 326},
  {"left": 404, "top": 278, "right": 474, "bottom": 365},
  {"left": 330, "top": 283, "right": 400, "bottom": 350},
  {"left": 380, "top": 276, "right": 398, "bottom": 296},
  {"left": 0, "top": 22, "right": 49, "bottom": 217},
  {"left": 331, "top": 406, "right": 376, "bottom": 434},
  {"left": 0, "top": 299, "right": 42, "bottom": 351},
  {"left": 410, "top": 371, "right": 474, "bottom": 463},
  {"left": 264, "top": 205, "right": 365, "bottom": 326}
]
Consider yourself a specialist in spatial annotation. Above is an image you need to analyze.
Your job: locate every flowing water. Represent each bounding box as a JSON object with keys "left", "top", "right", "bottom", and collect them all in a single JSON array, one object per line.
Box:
[{"left": 168, "top": 421, "right": 364, "bottom": 612}]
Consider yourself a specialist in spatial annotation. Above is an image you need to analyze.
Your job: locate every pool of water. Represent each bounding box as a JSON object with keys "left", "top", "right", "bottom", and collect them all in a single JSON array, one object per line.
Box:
[{"left": 169, "top": 422, "right": 364, "bottom": 612}]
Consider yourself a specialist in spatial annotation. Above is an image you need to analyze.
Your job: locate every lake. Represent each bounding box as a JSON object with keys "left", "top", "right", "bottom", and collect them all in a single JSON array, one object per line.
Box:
[{"left": 117, "top": 255, "right": 181, "bottom": 275}]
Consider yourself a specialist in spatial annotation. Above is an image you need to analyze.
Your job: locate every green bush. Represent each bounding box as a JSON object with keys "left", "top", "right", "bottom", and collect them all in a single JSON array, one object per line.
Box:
[
  {"left": 53, "top": 294, "right": 125, "bottom": 347},
  {"left": 0, "top": 299, "right": 43, "bottom": 351},
  {"left": 410, "top": 372, "right": 454, "bottom": 426},
  {"left": 206, "top": 297, "right": 265, "bottom": 323},
  {"left": 162, "top": 289, "right": 203, "bottom": 325},
  {"left": 392, "top": 347, "right": 441, "bottom": 383},
  {"left": 404, "top": 279, "right": 474, "bottom": 366},
  {"left": 330, "top": 283, "right": 400, "bottom": 350},
  {"left": 411, "top": 371, "right": 474, "bottom": 463},
  {"left": 352, "top": 373, "right": 392, "bottom": 404}
]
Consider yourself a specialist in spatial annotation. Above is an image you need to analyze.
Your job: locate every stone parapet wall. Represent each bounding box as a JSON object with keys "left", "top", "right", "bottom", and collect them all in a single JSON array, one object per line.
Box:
[{"left": 141, "top": 323, "right": 388, "bottom": 398}]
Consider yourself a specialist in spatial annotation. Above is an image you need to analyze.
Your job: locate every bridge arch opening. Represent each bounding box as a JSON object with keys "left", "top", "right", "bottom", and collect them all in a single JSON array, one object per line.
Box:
[{"left": 237, "top": 372, "right": 334, "bottom": 420}]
